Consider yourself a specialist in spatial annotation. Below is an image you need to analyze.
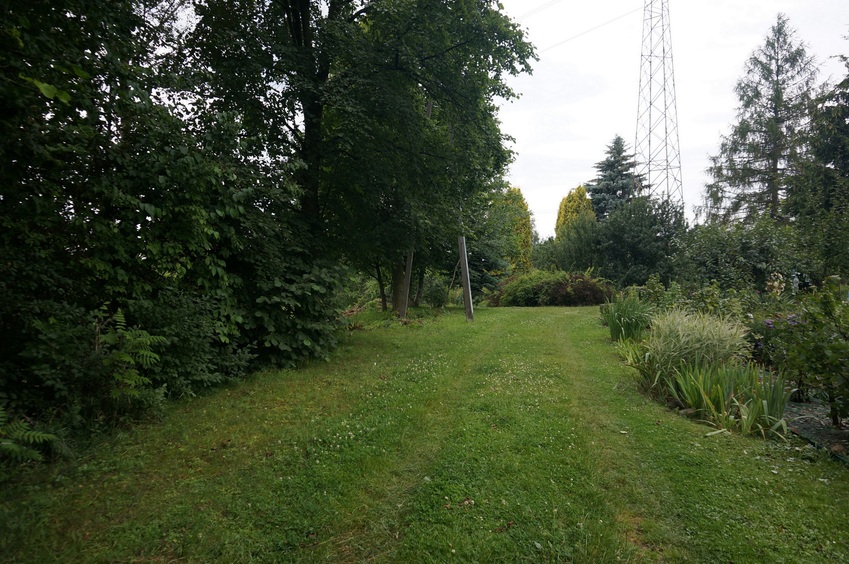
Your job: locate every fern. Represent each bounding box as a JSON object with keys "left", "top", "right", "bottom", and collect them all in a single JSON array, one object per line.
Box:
[
  {"left": 94, "top": 307, "right": 166, "bottom": 402},
  {"left": 0, "top": 405, "right": 55, "bottom": 462}
]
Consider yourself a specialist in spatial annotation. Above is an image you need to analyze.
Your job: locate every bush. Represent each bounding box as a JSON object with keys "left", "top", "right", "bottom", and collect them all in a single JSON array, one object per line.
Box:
[
  {"left": 128, "top": 289, "right": 253, "bottom": 399},
  {"left": 751, "top": 277, "right": 849, "bottom": 425},
  {"left": 618, "top": 309, "right": 751, "bottom": 394},
  {"left": 490, "top": 270, "right": 613, "bottom": 307},
  {"left": 599, "top": 293, "right": 653, "bottom": 341},
  {"left": 421, "top": 273, "right": 449, "bottom": 308},
  {"left": 0, "top": 405, "right": 56, "bottom": 465}
]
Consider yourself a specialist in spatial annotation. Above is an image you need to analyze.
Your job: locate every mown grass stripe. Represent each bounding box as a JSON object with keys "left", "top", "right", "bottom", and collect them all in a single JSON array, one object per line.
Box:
[{"left": 2, "top": 306, "right": 848, "bottom": 562}]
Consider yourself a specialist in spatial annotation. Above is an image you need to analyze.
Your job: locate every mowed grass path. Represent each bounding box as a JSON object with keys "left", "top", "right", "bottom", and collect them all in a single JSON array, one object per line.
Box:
[{"left": 3, "top": 307, "right": 849, "bottom": 562}]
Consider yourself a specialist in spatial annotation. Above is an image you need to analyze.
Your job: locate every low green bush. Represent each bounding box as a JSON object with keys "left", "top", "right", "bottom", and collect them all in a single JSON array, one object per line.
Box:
[
  {"left": 751, "top": 277, "right": 849, "bottom": 425},
  {"left": 421, "top": 273, "right": 449, "bottom": 308},
  {"left": 599, "top": 293, "right": 654, "bottom": 341},
  {"left": 618, "top": 309, "right": 751, "bottom": 394},
  {"left": 128, "top": 289, "right": 253, "bottom": 399},
  {"left": 490, "top": 270, "right": 613, "bottom": 307}
]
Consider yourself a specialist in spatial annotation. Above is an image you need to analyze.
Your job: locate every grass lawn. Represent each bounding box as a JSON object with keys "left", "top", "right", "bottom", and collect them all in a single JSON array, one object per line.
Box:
[{"left": 2, "top": 306, "right": 848, "bottom": 562}]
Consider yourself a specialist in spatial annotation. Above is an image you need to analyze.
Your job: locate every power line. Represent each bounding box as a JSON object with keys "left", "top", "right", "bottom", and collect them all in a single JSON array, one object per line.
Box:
[
  {"left": 518, "top": 0, "right": 566, "bottom": 21},
  {"left": 540, "top": 7, "right": 642, "bottom": 53}
]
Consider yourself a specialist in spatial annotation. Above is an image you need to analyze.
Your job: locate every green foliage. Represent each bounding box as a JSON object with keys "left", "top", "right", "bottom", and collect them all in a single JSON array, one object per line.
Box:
[
  {"left": 599, "top": 294, "right": 654, "bottom": 342},
  {"left": 585, "top": 135, "right": 644, "bottom": 220},
  {"left": 0, "top": 0, "right": 538, "bottom": 458},
  {"left": 553, "top": 208, "right": 600, "bottom": 273},
  {"left": 531, "top": 236, "right": 558, "bottom": 271},
  {"left": 677, "top": 218, "right": 802, "bottom": 291},
  {"left": 619, "top": 310, "right": 751, "bottom": 394},
  {"left": 703, "top": 14, "right": 818, "bottom": 222},
  {"left": 127, "top": 290, "right": 252, "bottom": 398},
  {"left": 786, "top": 58, "right": 849, "bottom": 280},
  {"left": 0, "top": 405, "right": 56, "bottom": 463},
  {"left": 501, "top": 187, "right": 534, "bottom": 274},
  {"left": 420, "top": 273, "right": 449, "bottom": 309},
  {"left": 598, "top": 196, "right": 686, "bottom": 287},
  {"left": 752, "top": 278, "right": 849, "bottom": 425},
  {"left": 94, "top": 308, "right": 165, "bottom": 403},
  {"left": 490, "top": 270, "right": 613, "bottom": 307},
  {"left": 670, "top": 362, "right": 789, "bottom": 438},
  {"left": 555, "top": 186, "right": 594, "bottom": 232}
]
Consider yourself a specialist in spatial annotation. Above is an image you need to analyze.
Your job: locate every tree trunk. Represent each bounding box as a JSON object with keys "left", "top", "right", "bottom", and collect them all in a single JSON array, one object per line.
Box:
[
  {"left": 390, "top": 261, "right": 406, "bottom": 313},
  {"left": 412, "top": 267, "right": 426, "bottom": 307},
  {"left": 375, "top": 264, "right": 387, "bottom": 311}
]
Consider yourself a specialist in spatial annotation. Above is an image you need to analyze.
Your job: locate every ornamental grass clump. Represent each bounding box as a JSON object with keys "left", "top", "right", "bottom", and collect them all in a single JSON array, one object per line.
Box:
[
  {"left": 599, "top": 294, "right": 653, "bottom": 342},
  {"left": 670, "top": 361, "right": 790, "bottom": 439},
  {"left": 618, "top": 309, "right": 750, "bottom": 394}
]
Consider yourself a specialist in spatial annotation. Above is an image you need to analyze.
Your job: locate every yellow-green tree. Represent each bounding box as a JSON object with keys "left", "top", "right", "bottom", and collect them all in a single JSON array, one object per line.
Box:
[
  {"left": 503, "top": 187, "right": 534, "bottom": 273},
  {"left": 555, "top": 186, "right": 594, "bottom": 234}
]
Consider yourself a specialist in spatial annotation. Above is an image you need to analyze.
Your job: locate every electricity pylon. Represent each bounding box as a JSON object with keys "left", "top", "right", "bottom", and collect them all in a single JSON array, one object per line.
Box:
[{"left": 635, "top": 0, "right": 683, "bottom": 205}]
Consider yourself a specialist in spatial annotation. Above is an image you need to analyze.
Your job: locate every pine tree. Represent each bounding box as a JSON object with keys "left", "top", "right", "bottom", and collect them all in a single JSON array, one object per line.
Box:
[
  {"left": 586, "top": 135, "right": 643, "bottom": 220},
  {"left": 704, "top": 14, "right": 818, "bottom": 222}
]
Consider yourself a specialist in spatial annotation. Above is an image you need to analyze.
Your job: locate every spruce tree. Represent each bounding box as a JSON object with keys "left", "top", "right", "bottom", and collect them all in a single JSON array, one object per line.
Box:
[{"left": 586, "top": 135, "right": 643, "bottom": 220}]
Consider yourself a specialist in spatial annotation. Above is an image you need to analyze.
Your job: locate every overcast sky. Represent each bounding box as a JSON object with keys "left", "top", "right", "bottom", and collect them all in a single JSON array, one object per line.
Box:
[{"left": 494, "top": 0, "right": 848, "bottom": 238}]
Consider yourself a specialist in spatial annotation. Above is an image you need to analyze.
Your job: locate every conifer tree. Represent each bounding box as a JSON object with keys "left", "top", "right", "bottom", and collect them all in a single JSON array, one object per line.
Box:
[
  {"left": 501, "top": 187, "right": 534, "bottom": 274},
  {"left": 585, "top": 135, "right": 643, "bottom": 220},
  {"left": 555, "top": 186, "right": 594, "bottom": 233},
  {"left": 704, "top": 14, "right": 818, "bottom": 222}
]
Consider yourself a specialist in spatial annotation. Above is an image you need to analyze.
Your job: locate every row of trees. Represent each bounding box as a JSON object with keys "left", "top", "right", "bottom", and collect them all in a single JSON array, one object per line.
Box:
[
  {"left": 534, "top": 136, "right": 684, "bottom": 288},
  {"left": 535, "top": 14, "right": 848, "bottom": 292},
  {"left": 0, "top": 0, "right": 535, "bottom": 429}
]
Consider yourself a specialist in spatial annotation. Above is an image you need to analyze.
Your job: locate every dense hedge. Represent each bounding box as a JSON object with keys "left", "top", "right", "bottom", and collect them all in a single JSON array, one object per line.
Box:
[{"left": 488, "top": 270, "right": 614, "bottom": 307}]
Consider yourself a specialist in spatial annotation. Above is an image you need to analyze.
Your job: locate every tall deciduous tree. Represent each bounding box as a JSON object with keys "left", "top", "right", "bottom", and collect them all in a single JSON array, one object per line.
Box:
[
  {"left": 185, "top": 0, "right": 535, "bottom": 311},
  {"left": 586, "top": 135, "right": 642, "bottom": 220},
  {"left": 786, "top": 51, "right": 849, "bottom": 279},
  {"left": 704, "top": 13, "right": 818, "bottom": 222}
]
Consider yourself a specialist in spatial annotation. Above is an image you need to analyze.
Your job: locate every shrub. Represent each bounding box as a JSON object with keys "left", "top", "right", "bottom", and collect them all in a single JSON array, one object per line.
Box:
[
  {"left": 752, "top": 277, "right": 849, "bottom": 425},
  {"left": 618, "top": 309, "right": 751, "bottom": 394},
  {"left": 491, "top": 270, "right": 613, "bottom": 307},
  {"left": 128, "top": 289, "right": 253, "bottom": 399},
  {"left": 421, "top": 273, "right": 449, "bottom": 308},
  {"left": 599, "top": 294, "right": 653, "bottom": 341}
]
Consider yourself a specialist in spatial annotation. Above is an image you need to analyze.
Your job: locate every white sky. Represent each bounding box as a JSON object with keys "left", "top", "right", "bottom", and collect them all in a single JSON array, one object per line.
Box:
[{"left": 495, "top": 0, "right": 848, "bottom": 238}]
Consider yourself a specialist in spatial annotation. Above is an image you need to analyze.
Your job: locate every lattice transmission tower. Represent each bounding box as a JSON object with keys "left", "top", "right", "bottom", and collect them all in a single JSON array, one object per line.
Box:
[{"left": 635, "top": 0, "right": 683, "bottom": 205}]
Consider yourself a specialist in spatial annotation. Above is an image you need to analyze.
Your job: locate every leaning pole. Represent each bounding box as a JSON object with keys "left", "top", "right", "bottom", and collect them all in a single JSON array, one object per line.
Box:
[{"left": 458, "top": 235, "right": 474, "bottom": 321}]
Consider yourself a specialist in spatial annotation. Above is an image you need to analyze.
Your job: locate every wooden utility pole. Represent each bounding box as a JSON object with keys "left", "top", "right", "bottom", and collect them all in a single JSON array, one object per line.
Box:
[
  {"left": 399, "top": 249, "right": 414, "bottom": 319},
  {"left": 458, "top": 235, "right": 474, "bottom": 321}
]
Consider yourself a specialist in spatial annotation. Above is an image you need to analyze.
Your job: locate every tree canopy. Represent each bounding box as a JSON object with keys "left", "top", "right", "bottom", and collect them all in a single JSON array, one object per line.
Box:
[
  {"left": 0, "top": 0, "right": 535, "bottom": 426},
  {"left": 704, "top": 13, "right": 818, "bottom": 222}
]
